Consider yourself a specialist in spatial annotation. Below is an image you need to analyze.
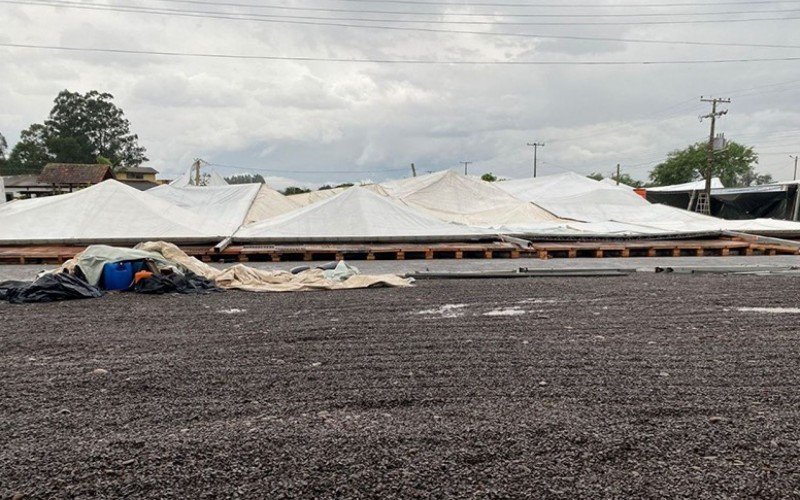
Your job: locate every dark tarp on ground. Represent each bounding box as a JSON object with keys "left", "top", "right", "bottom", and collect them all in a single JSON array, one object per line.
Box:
[
  {"left": 647, "top": 185, "right": 797, "bottom": 220},
  {"left": 0, "top": 272, "right": 104, "bottom": 304},
  {"left": 133, "top": 271, "right": 220, "bottom": 295}
]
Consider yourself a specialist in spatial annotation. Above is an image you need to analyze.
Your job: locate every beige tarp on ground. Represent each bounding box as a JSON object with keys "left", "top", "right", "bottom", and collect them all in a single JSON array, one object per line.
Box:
[{"left": 134, "top": 241, "right": 413, "bottom": 292}]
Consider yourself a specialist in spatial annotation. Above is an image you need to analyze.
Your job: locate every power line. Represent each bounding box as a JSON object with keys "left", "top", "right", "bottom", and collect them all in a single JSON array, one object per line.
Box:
[
  {"left": 6, "top": 42, "right": 800, "bottom": 65},
  {"left": 324, "top": 0, "right": 800, "bottom": 7},
  {"left": 35, "top": 0, "right": 800, "bottom": 19},
  {"left": 8, "top": 0, "right": 800, "bottom": 50}
]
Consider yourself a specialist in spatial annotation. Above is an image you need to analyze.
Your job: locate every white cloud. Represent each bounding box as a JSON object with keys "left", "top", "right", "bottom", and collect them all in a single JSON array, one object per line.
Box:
[{"left": 1, "top": 1, "right": 799, "bottom": 184}]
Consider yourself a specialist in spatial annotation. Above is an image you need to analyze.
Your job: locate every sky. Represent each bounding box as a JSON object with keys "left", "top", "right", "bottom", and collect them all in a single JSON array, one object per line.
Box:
[{"left": 1, "top": 0, "right": 800, "bottom": 189}]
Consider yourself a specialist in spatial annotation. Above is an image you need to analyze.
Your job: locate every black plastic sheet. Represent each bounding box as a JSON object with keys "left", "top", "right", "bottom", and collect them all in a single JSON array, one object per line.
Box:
[
  {"left": 0, "top": 272, "right": 104, "bottom": 304},
  {"left": 133, "top": 271, "right": 220, "bottom": 295}
]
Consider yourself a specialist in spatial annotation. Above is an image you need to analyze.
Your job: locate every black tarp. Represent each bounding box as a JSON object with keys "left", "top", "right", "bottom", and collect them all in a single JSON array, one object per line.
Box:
[
  {"left": 647, "top": 185, "right": 798, "bottom": 220},
  {"left": 0, "top": 272, "right": 104, "bottom": 304},
  {"left": 133, "top": 271, "right": 220, "bottom": 295}
]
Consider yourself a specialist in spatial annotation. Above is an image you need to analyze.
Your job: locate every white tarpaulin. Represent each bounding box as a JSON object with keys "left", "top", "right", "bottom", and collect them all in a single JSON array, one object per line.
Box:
[
  {"left": 497, "top": 172, "right": 800, "bottom": 235},
  {"left": 149, "top": 183, "right": 301, "bottom": 233},
  {"left": 0, "top": 180, "right": 225, "bottom": 244},
  {"left": 380, "top": 170, "right": 564, "bottom": 230},
  {"left": 235, "top": 186, "right": 495, "bottom": 242},
  {"left": 647, "top": 178, "right": 724, "bottom": 192}
]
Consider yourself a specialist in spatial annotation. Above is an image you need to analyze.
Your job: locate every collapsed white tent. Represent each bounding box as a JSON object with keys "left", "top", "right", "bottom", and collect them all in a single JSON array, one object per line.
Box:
[
  {"left": 235, "top": 186, "right": 496, "bottom": 243},
  {"left": 0, "top": 180, "right": 225, "bottom": 244},
  {"left": 147, "top": 183, "right": 299, "bottom": 234},
  {"left": 647, "top": 178, "right": 724, "bottom": 192},
  {"left": 498, "top": 172, "right": 800, "bottom": 235},
  {"left": 287, "top": 184, "right": 387, "bottom": 207},
  {"left": 379, "top": 170, "right": 566, "bottom": 231}
]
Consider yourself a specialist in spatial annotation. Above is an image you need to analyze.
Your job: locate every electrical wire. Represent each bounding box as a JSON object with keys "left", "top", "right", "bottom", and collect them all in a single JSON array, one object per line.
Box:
[
  {"left": 324, "top": 0, "right": 800, "bottom": 8},
  {"left": 5, "top": 42, "right": 800, "bottom": 65},
  {"left": 43, "top": 0, "right": 800, "bottom": 19},
  {"left": 205, "top": 161, "right": 409, "bottom": 174},
  {"left": 6, "top": 0, "right": 800, "bottom": 50}
]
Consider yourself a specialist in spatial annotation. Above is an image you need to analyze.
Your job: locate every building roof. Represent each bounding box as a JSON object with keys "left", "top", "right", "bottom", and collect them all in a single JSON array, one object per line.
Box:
[
  {"left": 1, "top": 174, "right": 48, "bottom": 187},
  {"left": 38, "top": 163, "right": 114, "bottom": 185},
  {"left": 119, "top": 166, "right": 159, "bottom": 174},
  {"left": 117, "top": 179, "right": 160, "bottom": 191}
]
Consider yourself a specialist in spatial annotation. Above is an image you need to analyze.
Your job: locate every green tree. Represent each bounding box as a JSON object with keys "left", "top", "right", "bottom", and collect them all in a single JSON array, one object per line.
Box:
[
  {"left": 0, "top": 132, "right": 7, "bottom": 173},
  {"left": 588, "top": 171, "right": 643, "bottom": 187},
  {"left": 649, "top": 141, "right": 762, "bottom": 187},
  {"left": 481, "top": 172, "right": 497, "bottom": 182},
  {"left": 225, "top": 174, "right": 266, "bottom": 184},
  {"left": 318, "top": 184, "right": 333, "bottom": 190},
  {"left": 282, "top": 186, "right": 311, "bottom": 196},
  {"left": 587, "top": 172, "right": 604, "bottom": 181},
  {"left": 5, "top": 90, "right": 147, "bottom": 174},
  {"left": 5, "top": 124, "right": 52, "bottom": 175}
]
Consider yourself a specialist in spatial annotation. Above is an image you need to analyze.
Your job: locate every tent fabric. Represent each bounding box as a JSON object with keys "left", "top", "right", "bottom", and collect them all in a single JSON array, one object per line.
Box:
[
  {"left": 169, "top": 167, "right": 229, "bottom": 187},
  {"left": 135, "top": 241, "right": 413, "bottom": 292},
  {"left": 235, "top": 186, "right": 496, "bottom": 242},
  {"left": 148, "top": 183, "right": 262, "bottom": 235},
  {"left": 496, "top": 172, "right": 800, "bottom": 235},
  {"left": 0, "top": 180, "right": 225, "bottom": 244},
  {"left": 599, "top": 178, "right": 636, "bottom": 190},
  {"left": 287, "top": 184, "right": 387, "bottom": 207},
  {"left": 60, "top": 244, "right": 181, "bottom": 286},
  {"left": 244, "top": 185, "right": 302, "bottom": 224},
  {"left": 379, "top": 170, "right": 563, "bottom": 229},
  {"left": 647, "top": 178, "right": 724, "bottom": 192}
]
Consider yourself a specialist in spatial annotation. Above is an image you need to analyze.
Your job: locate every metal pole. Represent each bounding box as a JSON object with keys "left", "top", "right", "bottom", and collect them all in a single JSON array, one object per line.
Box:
[
  {"left": 791, "top": 155, "right": 799, "bottom": 181},
  {"left": 616, "top": 163, "right": 620, "bottom": 185},
  {"left": 527, "top": 142, "right": 544, "bottom": 178}
]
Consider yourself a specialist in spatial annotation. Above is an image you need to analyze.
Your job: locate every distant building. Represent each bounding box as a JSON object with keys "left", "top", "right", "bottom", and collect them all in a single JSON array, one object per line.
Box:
[
  {"left": 2, "top": 174, "right": 58, "bottom": 200},
  {"left": 38, "top": 163, "right": 115, "bottom": 193},
  {"left": 115, "top": 166, "right": 161, "bottom": 191}
]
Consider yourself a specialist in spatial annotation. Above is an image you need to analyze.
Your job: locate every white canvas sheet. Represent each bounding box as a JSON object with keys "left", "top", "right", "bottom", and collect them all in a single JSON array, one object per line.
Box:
[
  {"left": 235, "top": 186, "right": 494, "bottom": 242},
  {"left": 380, "top": 170, "right": 563, "bottom": 229},
  {"left": 0, "top": 180, "right": 224, "bottom": 244},
  {"left": 647, "top": 178, "right": 724, "bottom": 192},
  {"left": 148, "top": 183, "right": 261, "bottom": 235}
]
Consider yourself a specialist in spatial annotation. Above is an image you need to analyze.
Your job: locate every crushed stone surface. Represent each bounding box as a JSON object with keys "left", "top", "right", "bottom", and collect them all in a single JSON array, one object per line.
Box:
[{"left": 2, "top": 274, "right": 800, "bottom": 499}]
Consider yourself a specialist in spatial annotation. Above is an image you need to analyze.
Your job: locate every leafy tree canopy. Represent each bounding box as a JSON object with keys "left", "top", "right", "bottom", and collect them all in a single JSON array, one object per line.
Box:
[
  {"left": 225, "top": 173, "right": 266, "bottom": 184},
  {"left": 649, "top": 141, "right": 768, "bottom": 187},
  {"left": 481, "top": 172, "right": 497, "bottom": 182},
  {"left": 282, "top": 186, "right": 311, "bottom": 196},
  {"left": 587, "top": 171, "right": 644, "bottom": 187},
  {"left": 4, "top": 90, "right": 147, "bottom": 175},
  {"left": 0, "top": 132, "right": 7, "bottom": 161}
]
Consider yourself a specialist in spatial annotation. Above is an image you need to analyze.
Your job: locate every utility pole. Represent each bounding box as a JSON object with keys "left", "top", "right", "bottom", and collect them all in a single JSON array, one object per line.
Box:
[
  {"left": 699, "top": 97, "right": 730, "bottom": 214},
  {"left": 461, "top": 161, "right": 471, "bottom": 175},
  {"left": 616, "top": 163, "right": 620, "bottom": 185},
  {"left": 791, "top": 155, "right": 799, "bottom": 181},
  {"left": 527, "top": 142, "right": 545, "bottom": 178},
  {"left": 192, "top": 158, "right": 203, "bottom": 186},
  {"left": 411, "top": 162, "right": 417, "bottom": 177}
]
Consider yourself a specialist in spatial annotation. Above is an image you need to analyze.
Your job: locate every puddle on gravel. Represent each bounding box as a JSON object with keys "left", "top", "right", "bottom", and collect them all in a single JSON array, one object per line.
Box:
[
  {"left": 416, "top": 304, "right": 468, "bottom": 318},
  {"left": 737, "top": 307, "right": 800, "bottom": 314},
  {"left": 483, "top": 307, "right": 526, "bottom": 317},
  {"left": 218, "top": 308, "right": 247, "bottom": 314}
]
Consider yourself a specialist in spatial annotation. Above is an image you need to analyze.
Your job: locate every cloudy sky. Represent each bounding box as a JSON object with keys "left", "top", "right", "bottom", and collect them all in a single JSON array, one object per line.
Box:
[{"left": 1, "top": 0, "right": 799, "bottom": 188}]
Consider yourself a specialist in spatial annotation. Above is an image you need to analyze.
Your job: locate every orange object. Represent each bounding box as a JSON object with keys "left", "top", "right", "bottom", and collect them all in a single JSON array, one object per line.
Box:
[
  {"left": 134, "top": 270, "right": 154, "bottom": 284},
  {"left": 633, "top": 187, "right": 647, "bottom": 199}
]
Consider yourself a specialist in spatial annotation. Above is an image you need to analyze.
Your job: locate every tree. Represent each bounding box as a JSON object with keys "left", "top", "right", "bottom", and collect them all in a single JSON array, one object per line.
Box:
[
  {"left": 481, "top": 172, "right": 497, "bottom": 182},
  {"left": 282, "top": 186, "right": 311, "bottom": 196},
  {"left": 5, "top": 124, "right": 52, "bottom": 175},
  {"left": 5, "top": 89, "right": 147, "bottom": 174},
  {"left": 225, "top": 173, "right": 266, "bottom": 184},
  {"left": 318, "top": 184, "right": 333, "bottom": 190},
  {"left": 0, "top": 132, "right": 6, "bottom": 173},
  {"left": 587, "top": 171, "right": 643, "bottom": 187},
  {"left": 587, "top": 172, "right": 604, "bottom": 181},
  {"left": 649, "top": 141, "right": 763, "bottom": 187}
]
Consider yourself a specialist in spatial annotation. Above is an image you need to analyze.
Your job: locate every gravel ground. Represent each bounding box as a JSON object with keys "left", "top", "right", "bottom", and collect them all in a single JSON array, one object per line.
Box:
[{"left": 2, "top": 275, "right": 800, "bottom": 499}]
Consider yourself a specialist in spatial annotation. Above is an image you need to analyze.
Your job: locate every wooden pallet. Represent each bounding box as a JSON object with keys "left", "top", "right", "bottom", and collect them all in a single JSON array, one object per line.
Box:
[{"left": 0, "top": 237, "right": 796, "bottom": 265}]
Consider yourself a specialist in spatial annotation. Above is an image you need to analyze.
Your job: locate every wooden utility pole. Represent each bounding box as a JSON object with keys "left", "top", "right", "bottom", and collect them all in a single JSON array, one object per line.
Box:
[
  {"left": 791, "top": 155, "right": 799, "bottom": 181},
  {"left": 616, "top": 163, "right": 620, "bottom": 185},
  {"left": 411, "top": 162, "right": 417, "bottom": 177},
  {"left": 699, "top": 97, "right": 730, "bottom": 213},
  {"left": 527, "top": 142, "right": 545, "bottom": 178},
  {"left": 461, "top": 161, "right": 471, "bottom": 175},
  {"left": 192, "top": 158, "right": 202, "bottom": 186}
]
